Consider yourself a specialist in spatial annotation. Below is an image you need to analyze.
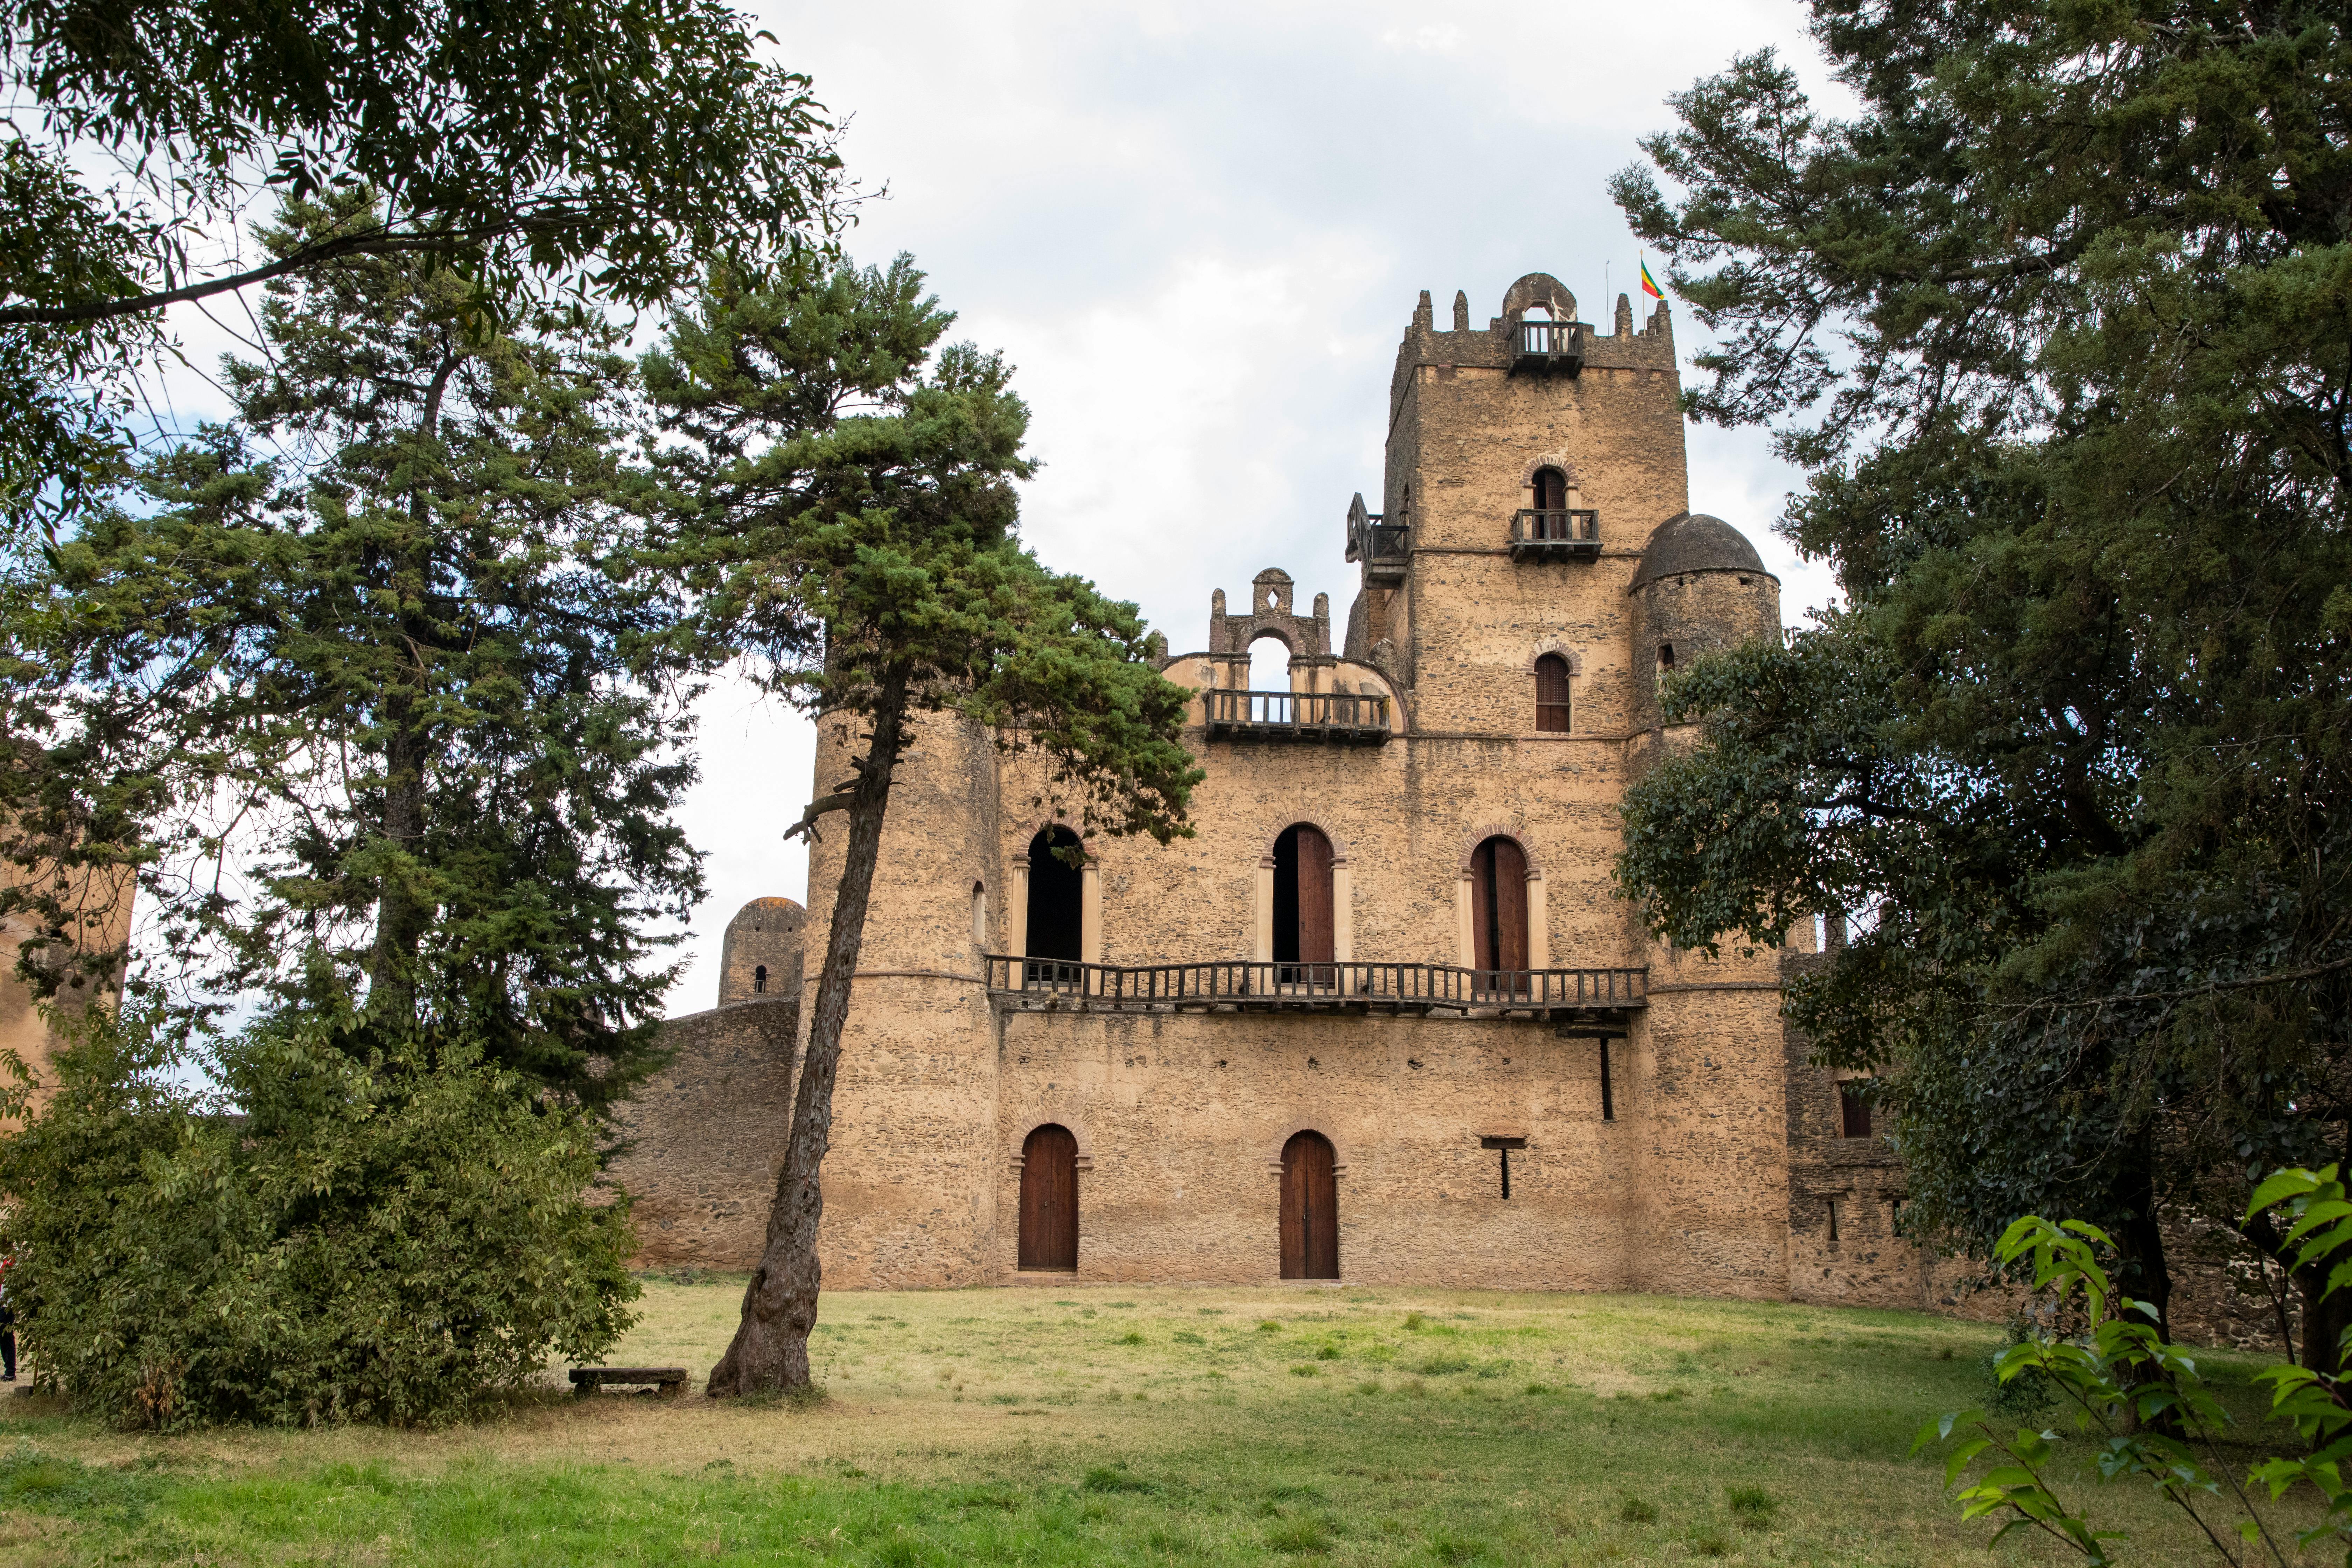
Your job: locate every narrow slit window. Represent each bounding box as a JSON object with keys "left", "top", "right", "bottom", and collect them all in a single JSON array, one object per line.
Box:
[
  {"left": 1599, "top": 1037, "right": 1615, "bottom": 1121},
  {"left": 1534, "top": 653, "right": 1572, "bottom": 733},
  {"left": 1827, "top": 1198, "right": 1840, "bottom": 1242},
  {"left": 753, "top": 964, "right": 766, "bottom": 994},
  {"left": 971, "top": 881, "right": 987, "bottom": 946}
]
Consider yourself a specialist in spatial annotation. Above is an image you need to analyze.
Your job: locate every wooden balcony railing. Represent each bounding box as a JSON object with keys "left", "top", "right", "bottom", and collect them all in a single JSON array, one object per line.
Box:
[
  {"left": 984, "top": 955, "right": 1646, "bottom": 1019},
  {"left": 1510, "top": 318, "right": 1582, "bottom": 375},
  {"left": 1204, "top": 689, "right": 1390, "bottom": 745},
  {"left": 1510, "top": 508, "right": 1602, "bottom": 561}
]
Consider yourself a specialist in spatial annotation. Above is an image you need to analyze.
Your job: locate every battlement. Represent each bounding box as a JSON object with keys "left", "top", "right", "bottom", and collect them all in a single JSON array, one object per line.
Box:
[{"left": 1389, "top": 272, "right": 1677, "bottom": 418}]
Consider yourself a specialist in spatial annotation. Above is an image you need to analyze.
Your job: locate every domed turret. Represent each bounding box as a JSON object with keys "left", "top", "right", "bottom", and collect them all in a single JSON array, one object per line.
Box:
[
  {"left": 1627, "top": 512, "right": 1768, "bottom": 591},
  {"left": 718, "top": 895, "right": 805, "bottom": 1007},
  {"left": 1628, "top": 511, "right": 1780, "bottom": 731}
]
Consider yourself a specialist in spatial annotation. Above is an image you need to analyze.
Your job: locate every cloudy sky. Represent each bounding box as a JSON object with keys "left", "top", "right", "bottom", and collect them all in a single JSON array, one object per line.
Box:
[
  {"left": 133, "top": 1, "right": 1851, "bottom": 1016},
  {"left": 656, "top": 0, "right": 1849, "bottom": 1015}
]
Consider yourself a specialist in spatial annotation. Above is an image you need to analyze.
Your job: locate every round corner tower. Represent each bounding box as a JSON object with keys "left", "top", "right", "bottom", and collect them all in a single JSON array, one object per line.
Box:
[
  {"left": 718, "top": 896, "right": 807, "bottom": 1006},
  {"left": 1626, "top": 512, "right": 1781, "bottom": 735}
]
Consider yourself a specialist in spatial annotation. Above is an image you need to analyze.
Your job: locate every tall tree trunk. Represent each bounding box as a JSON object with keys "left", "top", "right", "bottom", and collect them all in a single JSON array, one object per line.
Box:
[
  {"left": 707, "top": 674, "right": 909, "bottom": 1396},
  {"left": 366, "top": 710, "right": 428, "bottom": 1026},
  {"left": 366, "top": 346, "right": 458, "bottom": 1032}
]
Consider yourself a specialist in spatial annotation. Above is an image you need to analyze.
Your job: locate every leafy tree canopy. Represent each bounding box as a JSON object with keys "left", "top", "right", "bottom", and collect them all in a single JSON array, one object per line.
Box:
[
  {"left": 1611, "top": 2, "right": 2352, "bottom": 1350},
  {"left": 1, "top": 0, "right": 848, "bottom": 531}
]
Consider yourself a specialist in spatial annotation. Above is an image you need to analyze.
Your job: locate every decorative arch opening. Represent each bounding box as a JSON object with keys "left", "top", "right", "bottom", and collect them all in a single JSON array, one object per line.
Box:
[
  {"left": 1026, "top": 826, "right": 1084, "bottom": 976},
  {"left": 1247, "top": 631, "right": 1293, "bottom": 695},
  {"left": 1272, "top": 823, "right": 1335, "bottom": 986},
  {"left": 1534, "top": 652, "right": 1572, "bottom": 733},
  {"left": 1017, "top": 1123, "right": 1079, "bottom": 1270},
  {"left": 1470, "top": 835, "right": 1531, "bottom": 994},
  {"left": 753, "top": 964, "right": 767, "bottom": 994},
  {"left": 1531, "top": 465, "right": 1568, "bottom": 511},
  {"left": 1280, "top": 1130, "right": 1339, "bottom": 1279}
]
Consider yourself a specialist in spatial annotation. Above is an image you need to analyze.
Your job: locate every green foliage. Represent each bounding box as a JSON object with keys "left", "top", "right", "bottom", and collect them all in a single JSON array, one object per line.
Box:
[
  {"left": 1913, "top": 1165, "right": 2352, "bottom": 1563},
  {"left": 1611, "top": 2, "right": 2352, "bottom": 1329},
  {"left": 1726, "top": 1485, "right": 1776, "bottom": 1526},
  {"left": 1, "top": 0, "right": 846, "bottom": 534},
  {"left": 641, "top": 255, "right": 1200, "bottom": 844},
  {"left": 0, "top": 1002, "right": 637, "bottom": 1429},
  {"left": 6, "top": 191, "right": 701, "bottom": 1106}
]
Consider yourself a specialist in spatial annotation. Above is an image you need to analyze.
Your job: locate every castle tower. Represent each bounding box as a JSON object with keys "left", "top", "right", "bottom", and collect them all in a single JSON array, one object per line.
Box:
[
  {"left": 798, "top": 705, "right": 1005, "bottom": 1287},
  {"left": 717, "top": 896, "right": 805, "bottom": 1006}
]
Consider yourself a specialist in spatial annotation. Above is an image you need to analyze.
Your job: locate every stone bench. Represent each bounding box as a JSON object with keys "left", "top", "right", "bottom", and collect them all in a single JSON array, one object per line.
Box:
[{"left": 569, "top": 1366, "right": 689, "bottom": 1399}]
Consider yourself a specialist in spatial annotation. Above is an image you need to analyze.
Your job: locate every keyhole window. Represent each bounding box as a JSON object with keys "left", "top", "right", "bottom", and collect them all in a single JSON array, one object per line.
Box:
[{"left": 753, "top": 964, "right": 766, "bottom": 994}]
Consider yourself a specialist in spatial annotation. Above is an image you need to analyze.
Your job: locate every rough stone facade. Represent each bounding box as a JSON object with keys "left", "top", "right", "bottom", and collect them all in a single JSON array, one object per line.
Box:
[{"left": 616, "top": 274, "right": 2285, "bottom": 1341}]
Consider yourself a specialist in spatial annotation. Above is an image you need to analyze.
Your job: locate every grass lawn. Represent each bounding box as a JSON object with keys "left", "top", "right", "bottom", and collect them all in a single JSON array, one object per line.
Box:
[{"left": 0, "top": 1277, "right": 2322, "bottom": 1564}]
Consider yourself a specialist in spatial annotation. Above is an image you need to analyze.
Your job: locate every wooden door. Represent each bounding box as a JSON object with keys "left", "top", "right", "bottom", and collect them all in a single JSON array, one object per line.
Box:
[
  {"left": 1018, "top": 1124, "right": 1078, "bottom": 1270},
  {"left": 1294, "top": 825, "right": 1334, "bottom": 983},
  {"left": 1280, "top": 1131, "right": 1338, "bottom": 1279},
  {"left": 1474, "top": 837, "right": 1530, "bottom": 993}
]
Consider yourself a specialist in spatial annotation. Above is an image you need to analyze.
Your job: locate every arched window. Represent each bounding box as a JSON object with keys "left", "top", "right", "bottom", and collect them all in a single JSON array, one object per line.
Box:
[
  {"left": 1532, "top": 465, "right": 1567, "bottom": 511},
  {"left": 1026, "top": 826, "right": 1084, "bottom": 975},
  {"left": 1534, "top": 653, "right": 1572, "bottom": 733},
  {"left": 1272, "top": 824, "right": 1335, "bottom": 986},
  {"left": 971, "top": 881, "right": 987, "bottom": 947},
  {"left": 1471, "top": 835, "right": 1530, "bottom": 992},
  {"left": 1247, "top": 634, "right": 1292, "bottom": 721},
  {"left": 1018, "top": 1124, "right": 1079, "bottom": 1270},
  {"left": 753, "top": 964, "right": 767, "bottom": 994},
  {"left": 1280, "top": 1131, "right": 1338, "bottom": 1279}
]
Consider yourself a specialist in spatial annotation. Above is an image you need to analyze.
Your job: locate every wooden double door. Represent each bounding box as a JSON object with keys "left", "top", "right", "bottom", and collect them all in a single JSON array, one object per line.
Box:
[{"left": 1279, "top": 1130, "right": 1339, "bottom": 1279}]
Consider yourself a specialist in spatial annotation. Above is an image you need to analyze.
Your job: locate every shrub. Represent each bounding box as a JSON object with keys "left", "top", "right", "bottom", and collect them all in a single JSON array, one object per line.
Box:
[
  {"left": 1115, "top": 1331, "right": 1146, "bottom": 1346},
  {"left": 1402, "top": 1311, "right": 1427, "bottom": 1330},
  {"left": 1618, "top": 1497, "right": 1658, "bottom": 1524},
  {"left": 1727, "top": 1485, "right": 1776, "bottom": 1526},
  {"left": 0, "top": 1006, "right": 636, "bottom": 1428}
]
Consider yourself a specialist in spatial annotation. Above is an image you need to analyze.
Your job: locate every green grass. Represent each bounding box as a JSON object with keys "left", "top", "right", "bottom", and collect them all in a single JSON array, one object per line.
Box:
[{"left": 0, "top": 1280, "right": 2316, "bottom": 1564}]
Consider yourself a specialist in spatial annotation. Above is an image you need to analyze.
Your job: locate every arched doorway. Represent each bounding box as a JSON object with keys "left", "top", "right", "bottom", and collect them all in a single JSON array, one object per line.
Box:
[
  {"left": 1279, "top": 1130, "right": 1338, "bottom": 1279},
  {"left": 1018, "top": 1124, "right": 1079, "bottom": 1271},
  {"left": 1532, "top": 465, "right": 1568, "bottom": 511},
  {"left": 1272, "top": 823, "right": 1335, "bottom": 987},
  {"left": 1026, "top": 826, "right": 1083, "bottom": 981},
  {"left": 1471, "top": 835, "right": 1530, "bottom": 995}
]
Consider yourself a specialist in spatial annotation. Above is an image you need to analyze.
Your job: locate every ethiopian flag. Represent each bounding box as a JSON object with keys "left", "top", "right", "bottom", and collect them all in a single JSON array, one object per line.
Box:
[{"left": 1639, "top": 258, "right": 1665, "bottom": 300}]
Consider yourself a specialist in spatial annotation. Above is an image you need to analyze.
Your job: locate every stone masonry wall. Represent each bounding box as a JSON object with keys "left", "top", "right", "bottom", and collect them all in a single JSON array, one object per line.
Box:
[{"left": 614, "top": 995, "right": 802, "bottom": 1267}]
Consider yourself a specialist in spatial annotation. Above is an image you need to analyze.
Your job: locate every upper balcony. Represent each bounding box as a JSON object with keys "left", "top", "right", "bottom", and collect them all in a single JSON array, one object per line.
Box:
[
  {"left": 1344, "top": 492, "right": 1409, "bottom": 583},
  {"left": 985, "top": 955, "right": 1646, "bottom": 1026},
  {"left": 1510, "top": 507, "right": 1601, "bottom": 562},
  {"left": 1509, "top": 318, "right": 1582, "bottom": 377},
  {"left": 1204, "top": 689, "right": 1390, "bottom": 746}
]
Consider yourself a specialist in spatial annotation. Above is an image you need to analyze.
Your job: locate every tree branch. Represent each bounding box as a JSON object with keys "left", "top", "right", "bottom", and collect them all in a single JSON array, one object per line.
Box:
[{"left": 0, "top": 225, "right": 488, "bottom": 328}]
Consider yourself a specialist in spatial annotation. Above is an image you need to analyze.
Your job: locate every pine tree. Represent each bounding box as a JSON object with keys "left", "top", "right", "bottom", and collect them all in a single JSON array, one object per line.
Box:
[
  {"left": 640, "top": 258, "right": 1199, "bottom": 1395},
  {"left": 9, "top": 190, "right": 702, "bottom": 1107},
  {"left": 1611, "top": 5, "right": 2352, "bottom": 1361}
]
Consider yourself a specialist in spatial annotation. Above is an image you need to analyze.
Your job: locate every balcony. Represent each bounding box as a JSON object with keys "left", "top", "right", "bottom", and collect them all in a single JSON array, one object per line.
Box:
[
  {"left": 1345, "top": 492, "right": 1410, "bottom": 583},
  {"left": 986, "top": 956, "right": 1646, "bottom": 1023},
  {"left": 1204, "top": 689, "right": 1390, "bottom": 746},
  {"left": 1509, "top": 318, "right": 1582, "bottom": 376},
  {"left": 1360, "top": 522, "right": 1410, "bottom": 582},
  {"left": 1510, "top": 508, "right": 1601, "bottom": 562}
]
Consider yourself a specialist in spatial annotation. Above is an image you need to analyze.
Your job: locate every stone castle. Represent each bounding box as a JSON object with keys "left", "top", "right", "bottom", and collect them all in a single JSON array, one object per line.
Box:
[{"left": 613, "top": 271, "right": 1934, "bottom": 1309}]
